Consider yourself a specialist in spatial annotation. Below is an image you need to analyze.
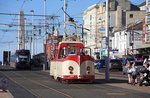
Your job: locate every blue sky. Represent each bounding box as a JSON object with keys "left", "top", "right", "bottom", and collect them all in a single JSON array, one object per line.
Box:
[{"left": 0, "top": 0, "right": 145, "bottom": 61}]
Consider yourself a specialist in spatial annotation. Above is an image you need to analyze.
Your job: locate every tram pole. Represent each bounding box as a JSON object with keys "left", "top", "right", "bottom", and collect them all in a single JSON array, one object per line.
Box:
[
  {"left": 105, "top": 0, "right": 110, "bottom": 80},
  {"left": 44, "top": 0, "right": 47, "bottom": 70},
  {"left": 63, "top": 0, "right": 67, "bottom": 40}
]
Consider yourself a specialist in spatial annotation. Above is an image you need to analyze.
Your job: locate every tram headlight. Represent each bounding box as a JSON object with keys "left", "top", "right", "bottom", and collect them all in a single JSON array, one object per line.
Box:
[
  {"left": 86, "top": 66, "right": 91, "bottom": 74},
  {"left": 68, "top": 66, "right": 74, "bottom": 71},
  {"left": 70, "top": 71, "right": 73, "bottom": 74},
  {"left": 68, "top": 66, "right": 74, "bottom": 74},
  {"left": 86, "top": 66, "right": 90, "bottom": 71}
]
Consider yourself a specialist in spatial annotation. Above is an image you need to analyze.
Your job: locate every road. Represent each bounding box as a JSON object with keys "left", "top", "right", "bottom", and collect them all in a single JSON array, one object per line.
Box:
[{"left": 0, "top": 67, "right": 150, "bottom": 98}]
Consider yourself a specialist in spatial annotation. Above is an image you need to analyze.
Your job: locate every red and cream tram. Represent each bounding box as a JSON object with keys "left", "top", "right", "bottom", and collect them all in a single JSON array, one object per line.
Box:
[{"left": 50, "top": 41, "right": 95, "bottom": 83}]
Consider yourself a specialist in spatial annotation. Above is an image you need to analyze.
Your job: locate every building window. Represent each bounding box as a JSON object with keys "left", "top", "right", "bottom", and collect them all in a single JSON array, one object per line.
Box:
[
  {"left": 90, "top": 15, "right": 92, "bottom": 20},
  {"left": 129, "top": 14, "right": 133, "bottom": 18}
]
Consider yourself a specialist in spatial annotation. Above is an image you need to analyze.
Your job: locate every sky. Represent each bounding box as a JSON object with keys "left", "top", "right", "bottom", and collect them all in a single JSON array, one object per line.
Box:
[{"left": 0, "top": 0, "right": 145, "bottom": 62}]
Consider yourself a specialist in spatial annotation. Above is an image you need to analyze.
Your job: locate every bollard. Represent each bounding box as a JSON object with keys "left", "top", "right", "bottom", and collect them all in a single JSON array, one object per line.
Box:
[{"left": 0, "top": 77, "right": 8, "bottom": 92}]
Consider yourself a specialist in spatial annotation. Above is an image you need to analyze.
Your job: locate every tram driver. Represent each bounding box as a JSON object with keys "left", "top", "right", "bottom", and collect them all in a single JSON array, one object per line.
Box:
[{"left": 68, "top": 47, "right": 76, "bottom": 55}]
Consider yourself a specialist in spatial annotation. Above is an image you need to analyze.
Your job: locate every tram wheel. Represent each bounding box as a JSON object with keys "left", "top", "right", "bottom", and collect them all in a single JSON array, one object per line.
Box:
[
  {"left": 61, "top": 79, "right": 69, "bottom": 84},
  {"left": 50, "top": 76, "right": 54, "bottom": 79}
]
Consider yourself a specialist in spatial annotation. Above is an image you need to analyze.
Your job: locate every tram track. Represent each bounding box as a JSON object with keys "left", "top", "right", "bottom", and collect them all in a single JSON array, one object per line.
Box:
[
  {"left": 1, "top": 70, "right": 150, "bottom": 98},
  {"left": 1, "top": 70, "right": 128, "bottom": 98},
  {"left": 1, "top": 71, "right": 74, "bottom": 98}
]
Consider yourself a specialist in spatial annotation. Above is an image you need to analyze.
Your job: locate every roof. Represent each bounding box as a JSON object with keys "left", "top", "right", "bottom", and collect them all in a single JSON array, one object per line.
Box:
[
  {"left": 131, "top": 4, "right": 140, "bottom": 11},
  {"left": 138, "top": 1, "right": 146, "bottom": 7},
  {"left": 135, "top": 44, "right": 150, "bottom": 49}
]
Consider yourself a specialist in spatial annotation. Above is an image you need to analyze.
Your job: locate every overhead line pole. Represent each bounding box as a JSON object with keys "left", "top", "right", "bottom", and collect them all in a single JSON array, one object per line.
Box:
[
  {"left": 105, "top": 0, "right": 110, "bottom": 81},
  {"left": 30, "top": 10, "right": 34, "bottom": 58},
  {"left": 44, "top": 0, "right": 47, "bottom": 70},
  {"left": 63, "top": 0, "right": 67, "bottom": 40}
]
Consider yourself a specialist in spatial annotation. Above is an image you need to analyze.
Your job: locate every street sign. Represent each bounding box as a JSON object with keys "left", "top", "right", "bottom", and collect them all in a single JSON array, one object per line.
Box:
[{"left": 99, "top": 27, "right": 105, "bottom": 33}]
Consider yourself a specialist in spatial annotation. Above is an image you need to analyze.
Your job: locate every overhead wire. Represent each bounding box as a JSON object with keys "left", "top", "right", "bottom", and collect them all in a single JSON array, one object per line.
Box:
[{"left": 0, "top": 0, "right": 27, "bottom": 42}]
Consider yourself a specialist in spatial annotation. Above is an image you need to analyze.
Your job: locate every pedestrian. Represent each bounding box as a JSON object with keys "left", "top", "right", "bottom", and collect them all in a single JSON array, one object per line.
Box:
[
  {"left": 126, "top": 61, "right": 132, "bottom": 84},
  {"left": 139, "top": 62, "right": 150, "bottom": 86},
  {"left": 130, "top": 62, "right": 138, "bottom": 85}
]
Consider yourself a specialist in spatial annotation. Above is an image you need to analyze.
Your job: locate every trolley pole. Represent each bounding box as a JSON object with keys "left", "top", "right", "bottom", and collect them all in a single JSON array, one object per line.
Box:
[
  {"left": 105, "top": 0, "right": 110, "bottom": 80},
  {"left": 63, "top": 0, "right": 67, "bottom": 40}
]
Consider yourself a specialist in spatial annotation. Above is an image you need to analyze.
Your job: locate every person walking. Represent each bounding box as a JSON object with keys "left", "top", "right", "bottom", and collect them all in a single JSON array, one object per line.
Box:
[
  {"left": 126, "top": 61, "right": 132, "bottom": 84},
  {"left": 130, "top": 62, "right": 138, "bottom": 85}
]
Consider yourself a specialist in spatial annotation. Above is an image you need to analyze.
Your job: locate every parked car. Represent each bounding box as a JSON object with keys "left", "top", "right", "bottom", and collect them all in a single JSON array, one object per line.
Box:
[
  {"left": 95, "top": 59, "right": 122, "bottom": 71},
  {"left": 94, "top": 59, "right": 105, "bottom": 69},
  {"left": 122, "top": 61, "right": 143, "bottom": 75},
  {"left": 122, "top": 57, "right": 135, "bottom": 66}
]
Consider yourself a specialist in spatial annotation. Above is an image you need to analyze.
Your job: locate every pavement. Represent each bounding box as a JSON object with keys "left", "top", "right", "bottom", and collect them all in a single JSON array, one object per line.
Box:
[
  {"left": 0, "top": 65, "right": 14, "bottom": 98},
  {"left": 0, "top": 90, "right": 14, "bottom": 98},
  {"left": 95, "top": 69, "right": 150, "bottom": 94},
  {"left": 0, "top": 65, "right": 150, "bottom": 98}
]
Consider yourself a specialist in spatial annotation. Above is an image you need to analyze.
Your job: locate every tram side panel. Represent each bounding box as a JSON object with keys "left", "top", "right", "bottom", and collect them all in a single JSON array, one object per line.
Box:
[{"left": 50, "top": 61, "right": 57, "bottom": 77}]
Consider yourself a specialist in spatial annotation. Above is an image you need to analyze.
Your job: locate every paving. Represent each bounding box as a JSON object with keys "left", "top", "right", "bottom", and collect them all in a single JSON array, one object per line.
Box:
[
  {"left": 0, "top": 90, "right": 14, "bottom": 98},
  {"left": 95, "top": 69, "right": 150, "bottom": 94},
  {"left": 0, "top": 65, "right": 14, "bottom": 98}
]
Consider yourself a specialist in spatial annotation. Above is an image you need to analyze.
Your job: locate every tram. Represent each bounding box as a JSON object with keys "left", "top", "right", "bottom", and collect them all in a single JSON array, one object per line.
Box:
[
  {"left": 50, "top": 40, "right": 95, "bottom": 83},
  {"left": 10, "top": 49, "right": 31, "bottom": 69}
]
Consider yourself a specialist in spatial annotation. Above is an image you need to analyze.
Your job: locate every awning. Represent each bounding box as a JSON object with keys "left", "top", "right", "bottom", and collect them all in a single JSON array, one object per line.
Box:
[{"left": 135, "top": 43, "right": 150, "bottom": 49}]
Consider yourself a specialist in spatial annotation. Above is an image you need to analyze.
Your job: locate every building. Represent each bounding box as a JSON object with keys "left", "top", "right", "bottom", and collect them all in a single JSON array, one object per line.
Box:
[
  {"left": 143, "top": 0, "right": 150, "bottom": 43},
  {"left": 112, "top": 0, "right": 150, "bottom": 57},
  {"left": 139, "top": 1, "right": 146, "bottom": 10},
  {"left": 83, "top": 4, "right": 101, "bottom": 53},
  {"left": 112, "top": 21, "right": 143, "bottom": 56},
  {"left": 83, "top": 0, "right": 146, "bottom": 59}
]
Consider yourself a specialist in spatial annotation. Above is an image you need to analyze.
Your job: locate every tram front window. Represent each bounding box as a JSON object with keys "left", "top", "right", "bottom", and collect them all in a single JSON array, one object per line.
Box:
[
  {"left": 68, "top": 47, "right": 77, "bottom": 55},
  {"left": 18, "top": 55, "right": 28, "bottom": 61}
]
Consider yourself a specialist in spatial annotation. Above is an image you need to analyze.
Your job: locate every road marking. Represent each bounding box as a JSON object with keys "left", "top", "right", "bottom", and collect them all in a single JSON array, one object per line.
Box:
[{"left": 107, "top": 92, "right": 125, "bottom": 95}]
